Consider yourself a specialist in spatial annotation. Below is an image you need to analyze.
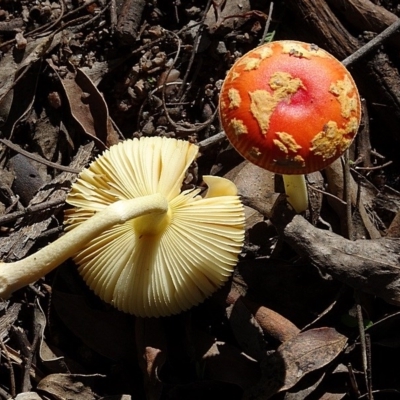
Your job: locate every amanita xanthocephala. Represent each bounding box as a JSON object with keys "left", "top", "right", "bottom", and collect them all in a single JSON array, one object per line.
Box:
[{"left": 219, "top": 40, "right": 361, "bottom": 213}]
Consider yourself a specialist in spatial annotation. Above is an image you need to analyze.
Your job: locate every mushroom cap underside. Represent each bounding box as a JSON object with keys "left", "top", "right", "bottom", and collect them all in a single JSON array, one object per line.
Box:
[{"left": 65, "top": 137, "right": 245, "bottom": 317}]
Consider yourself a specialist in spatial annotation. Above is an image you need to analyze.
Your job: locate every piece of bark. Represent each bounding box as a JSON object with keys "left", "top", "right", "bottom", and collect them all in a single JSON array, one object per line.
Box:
[
  {"left": 327, "top": 0, "right": 400, "bottom": 50},
  {"left": 116, "top": 0, "right": 146, "bottom": 44},
  {"left": 0, "top": 303, "right": 21, "bottom": 341},
  {"left": 270, "top": 198, "right": 400, "bottom": 307},
  {"left": 285, "top": 0, "right": 359, "bottom": 59}
]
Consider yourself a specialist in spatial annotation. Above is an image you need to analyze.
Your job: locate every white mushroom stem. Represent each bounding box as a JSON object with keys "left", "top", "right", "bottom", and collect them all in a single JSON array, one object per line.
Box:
[
  {"left": 282, "top": 174, "right": 308, "bottom": 213},
  {"left": 0, "top": 193, "right": 169, "bottom": 299}
]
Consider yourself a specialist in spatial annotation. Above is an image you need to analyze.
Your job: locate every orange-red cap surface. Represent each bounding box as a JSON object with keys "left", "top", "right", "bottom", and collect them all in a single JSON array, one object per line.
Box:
[{"left": 219, "top": 41, "right": 361, "bottom": 174}]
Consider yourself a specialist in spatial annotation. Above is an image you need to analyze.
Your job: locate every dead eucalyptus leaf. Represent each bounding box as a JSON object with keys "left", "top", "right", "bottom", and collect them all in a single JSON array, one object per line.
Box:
[
  {"left": 48, "top": 61, "right": 118, "bottom": 149},
  {"left": 275, "top": 327, "right": 347, "bottom": 392},
  {"left": 0, "top": 33, "right": 62, "bottom": 136},
  {"left": 244, "top": 328, "right": 347, "bottom": 399},
  {"left": 226, "top": 160, "right": 278, "bottom": 218}
]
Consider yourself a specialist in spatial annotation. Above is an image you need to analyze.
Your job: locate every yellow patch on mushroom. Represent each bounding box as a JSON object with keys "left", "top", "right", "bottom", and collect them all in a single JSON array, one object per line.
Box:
[
  {"left": 329, "top": 75, "right": 358, "bottom": 119},
  {"left": 293, "top": 155, "right": 306, "bottom": 167},
  {"left": 220, "top": 98, "right": 226, "bottom": 111},
  {"left": 310, "top": 121, "right": 351, "bottom": 160},
  {"left": 269, "top": 72, "right": 305, "bottom": 93},
  {"left": 249, "top": 90, "right": 276, "bottom": 133},
  {"left": 276, "top": 131, "right": 302, "bottom": 153},
  {"left": 253, "top": 46, "right": 273, "bottom": 59},
  {"left": 275, "top": 155, "right": 306, "bottom": 168},
  {"left": 238, "top": 57, "right": 262, "bottom": 71},
  {"left": 281, "top": 42, "right": 327, "bottom": 59},
  {"left": 250, "top": 72, "right": 305, "bottom": 134},
  {"left": 345, "top": 116, "right": 359, "bottom": 134},
  {"left": 229, "top": 118, "right": 248, "bottom": 136},
  {"left": 230, "top": 71, "right": 240, "bottom": 81},
  {"left": 228, "top": 88, "right": 241, "bottom": 108},
  {"left": 248, "top": 147, "right": 262, "bottom": 158},
  {"left": 273, "top": 139, "right": 288, "bottom": 153}
]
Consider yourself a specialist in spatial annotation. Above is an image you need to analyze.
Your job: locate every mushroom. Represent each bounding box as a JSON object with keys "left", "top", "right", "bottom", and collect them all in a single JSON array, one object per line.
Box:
[
  {"left": 0, "top": 137, "right": 245, "bottom": 318},
  {"left": 219, "top": 40, "right": 361, "bottom": 213}
]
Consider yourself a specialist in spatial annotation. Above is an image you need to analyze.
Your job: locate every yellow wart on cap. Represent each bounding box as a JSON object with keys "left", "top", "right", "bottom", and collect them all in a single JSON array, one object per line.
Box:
[
  {"left": 250, "top": 72, "right": 305, "bottom": 134},
  {"left": 330, "top": 75, "right": 359, "bottom": 119},
  {"left": 230, "top": 118, "right": 248, "bottom": 136},
  {"left": 230, "top": 71, "right": 240, "bottom": 81},
  {"left": 228, "top": 88, "right": 242, "bottom": 108},
  {"left": 310, "top": 121, "right": 351, "bottom": 160},
  {"left": 275, "top": 132, "right": 302, "bottom": 153},
  {"left": 248, "top": 147, "right": 262, "bottom": 158},
  {"left": 253, "top": 46, "right": 274, "bottom": 59},
  {"left": 281, "top": 42, "right": 327, "bottom": 59}
]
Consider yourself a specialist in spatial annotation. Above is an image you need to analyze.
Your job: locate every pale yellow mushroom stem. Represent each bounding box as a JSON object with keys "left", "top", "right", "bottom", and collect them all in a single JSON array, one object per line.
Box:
[
  {"left": 0, "top": 193, "right": 169, "bottom": 299},
  {"left": 282, "top": 174, "right": 308, "bottom": 213}
]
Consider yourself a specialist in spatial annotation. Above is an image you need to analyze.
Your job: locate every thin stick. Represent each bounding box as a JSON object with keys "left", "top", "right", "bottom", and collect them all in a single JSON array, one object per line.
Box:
[
  {"left": 343, "top": 150, "right": 354, "bottom": 240},
  {"left": 0, "top": 139, "right": 81, "bottom": 174},
  {"left": 0, "top": 199, "right": 65, "bottom": 226},
  {"left": 259, "top": 2, "right": 274, "bottom": 44}
]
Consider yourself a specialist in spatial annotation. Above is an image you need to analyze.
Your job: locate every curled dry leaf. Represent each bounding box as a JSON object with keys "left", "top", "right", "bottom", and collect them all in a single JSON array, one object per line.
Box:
[
  {"left": 47, "top": 61, "right": 119, "bottom": 149},
  {"left": 244, "top": 327, "right": 347, "bottom": 399},
  {"left": 272, "top": 327, "right": 347, "bottom": 391}
]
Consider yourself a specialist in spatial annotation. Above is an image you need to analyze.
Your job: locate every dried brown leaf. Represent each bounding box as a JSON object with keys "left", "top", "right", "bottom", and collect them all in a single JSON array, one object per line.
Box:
[
  {"left": 277, "top": 327, "right": 347, "bottom": 392},
  {"left": 48, "top": 61, "right": 119, "bottom": 149},
  {"left": 244, "top": 327, "right": 347, "bottom": 399}
]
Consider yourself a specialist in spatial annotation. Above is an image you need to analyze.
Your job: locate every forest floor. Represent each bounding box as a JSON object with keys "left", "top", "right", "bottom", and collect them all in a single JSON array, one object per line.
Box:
[{"left": 1, "top": 0, "right": 400, "bottom": 399}]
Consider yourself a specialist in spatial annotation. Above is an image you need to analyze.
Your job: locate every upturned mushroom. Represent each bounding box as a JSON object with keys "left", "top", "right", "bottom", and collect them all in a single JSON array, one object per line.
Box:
[
  {"left": 0, "top": 137, "right": 245, "bottom": 317},
  {"left": 219, "top": 40, "right": 361, "bottom": 213}
]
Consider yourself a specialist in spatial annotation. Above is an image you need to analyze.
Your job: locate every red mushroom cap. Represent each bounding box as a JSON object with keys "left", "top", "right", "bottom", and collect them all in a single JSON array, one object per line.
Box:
[{"left": 219, "top": 40, "right": 361, "bottom": 175}]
